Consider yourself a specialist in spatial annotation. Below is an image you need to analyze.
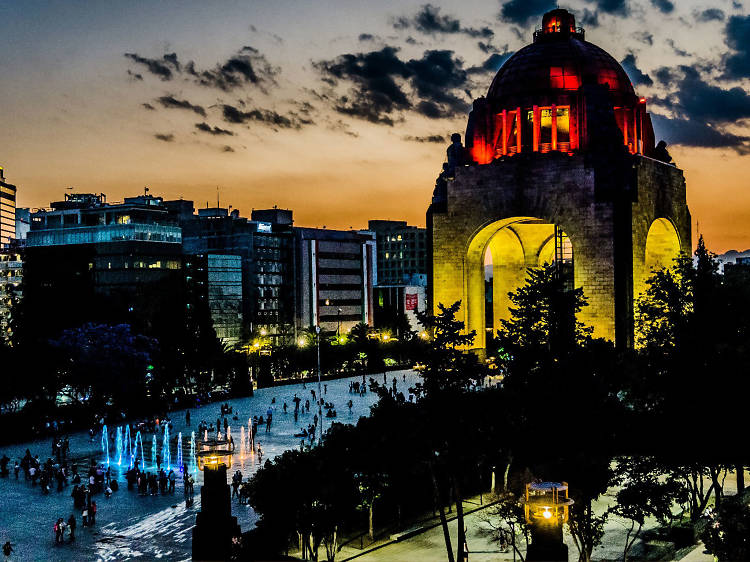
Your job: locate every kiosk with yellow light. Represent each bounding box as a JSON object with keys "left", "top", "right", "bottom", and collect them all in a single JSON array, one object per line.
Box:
[
  {"left": 521, "top": 481, "right": 574, "bottom": 561},
  {"left": 192, "top": 438, "right": 241, "bottom": 561}
]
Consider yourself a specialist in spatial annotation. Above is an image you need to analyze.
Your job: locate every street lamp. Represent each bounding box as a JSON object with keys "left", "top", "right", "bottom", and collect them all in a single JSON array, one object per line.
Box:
[{"left": 337, "top": 308, "right": 342, "bottom": 339}]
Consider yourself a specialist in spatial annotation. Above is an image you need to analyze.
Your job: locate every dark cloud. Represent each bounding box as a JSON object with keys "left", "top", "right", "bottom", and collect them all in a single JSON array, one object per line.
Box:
[
  {"left": 580, "top": 9, "right": 599, "bottom": 27},
  {"left": 666, "top": 39, "right": 689, "bottom": 57},
  {"left": 589, "top": 0, "right": 629, "bottom": 16},
  {"left": 650, "top": 65, "right": 750, "bottom": 153},
  {"left": 633, "top": 31, "right": 654, "bottom": 45},
  {"left": 696, "top": 8, "right": 724, "bottom": 22},
  {"left": 222, "top": 145, "right": 235, "bottom": 152},
  {"left": 499, "top": 0, "right": 555, "bottom": 25},
  {"left": 195, "top": 122, "right": 234, "bottom": 136},
  {"left": 395, "top": 4, "right": 493, "bottom": 38},
  {"left": 124, "top": 52, "right": 180, "bottom": 80},
  {"left": 315, "top": 46, "right": 472, "bottom": 124},
  {"left": 156, "top": 95, "right": 206, "bottom": 117},
  {"left": 650, "top": 0, "right": 674, "bottom": 14},
  {"left": 125, "top": 46, "right": 278, "bottom": 92},
  {"left": 723, "top": 15, "right": 750, "bottom": 80},
  {"left": 653, "top": 66, "right": 676, "bottom": 85},
  {"left": 221, "top": 104, "right": 306, "bottom": 129},
  {"left": 186, "top": 46, "right": 278, "bottom": 92},
  {"left": 142, "top": 103, "right": 156, "bottom": 111},
  {"left": 620, "top": 54, "right": 653, "bottom": 86},
  {"left": 650, "top": 114, "right": 750, "bottom": 153},
  {"left": 127, "top": 70, "right": 143, "bottom": 81},
  {"left": 359, "top": 33, "right": 376, "bottom": 41},
  {"left": 403, "top": 134, "right": 445, "bottom": 143},
  {"left": 477, "top": 41, "right": 496, "bottom": 54},
  {"left": 468, "top": 51, "right": 513, "bottom": 74},
  {"left": 154, "top": 133, "right": 175, "bottom": 142}
]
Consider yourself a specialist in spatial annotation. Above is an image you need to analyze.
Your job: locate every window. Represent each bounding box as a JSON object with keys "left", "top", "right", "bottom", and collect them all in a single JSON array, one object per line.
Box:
[
  {"left": 550, "top": 67, "right": 579, "bottom": 90},
  {"left": 556, "top": 107, "right": 570, "bottom": 145}
]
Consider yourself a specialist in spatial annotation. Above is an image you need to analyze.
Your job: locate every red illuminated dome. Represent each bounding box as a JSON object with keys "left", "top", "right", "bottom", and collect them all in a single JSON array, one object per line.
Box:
[{"left": 465, "top": 9, "right": 655, "bottom": 164}]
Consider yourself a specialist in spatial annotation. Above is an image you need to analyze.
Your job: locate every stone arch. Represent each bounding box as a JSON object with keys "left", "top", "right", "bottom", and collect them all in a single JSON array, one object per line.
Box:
[
  {"left": 638, "top": 217, "right": 681, "bottom": 296},
  {"left": 465, "top": 217, "right": 574, "bottom": 349}
]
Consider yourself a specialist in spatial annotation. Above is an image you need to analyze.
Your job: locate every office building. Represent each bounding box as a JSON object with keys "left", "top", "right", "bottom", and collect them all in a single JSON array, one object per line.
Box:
[
  {"left": 368, "top": 220, "right": 427, "bottom": 285},
  {"left": 295, "top": 228, "right": 376, "bottom": 334},
  {"left": 0, "top": 167, "right": 16, "bottom": 248}
]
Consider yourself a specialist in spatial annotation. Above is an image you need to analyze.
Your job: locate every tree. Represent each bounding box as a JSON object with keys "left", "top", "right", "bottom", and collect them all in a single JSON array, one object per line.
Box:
[
  {"left": 355, "top": 471, "right": 389, "bottom": 542},
  {"left": 49, "top": 323, "right": 156, "bottom": 412},
  {"left": 700, "top": 493, "right": 750, "bottom": 561},
  {"left": 609, "top": 456, "right": 685, "bottom": 561},
  {"left": 477, "top": 491, "right": 529, "bottom": 561}
]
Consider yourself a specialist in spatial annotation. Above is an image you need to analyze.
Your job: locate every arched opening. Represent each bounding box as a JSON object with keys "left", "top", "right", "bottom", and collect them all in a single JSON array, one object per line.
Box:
[
  {"left": 639, "top": 218, "right": 681, "bottom": 296},
  {"left": 467, "top": 218, "right": 573, "bottom": 350}
]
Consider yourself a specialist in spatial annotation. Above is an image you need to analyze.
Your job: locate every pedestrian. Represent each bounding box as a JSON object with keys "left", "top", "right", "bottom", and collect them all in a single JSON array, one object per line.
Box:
[
  {"left": 2, "top": 541, "right": 12, "bottom": 557},
  {"left": 324, "top": 384, "right": 327, "bottom": 395},
  {"left": 81, "top": 506, "right": 88, "bottom": 527},
  {"left": 186, "top": 410, "right": 191, "bottom": 426},
  {"left": 13, "top": 461, "right": 19, "bottom": 480},
  {"left": 54, "top": 518, "right": 63, "bottom": 545},
  {"left": 90, "top": 501, "right": 97, "bottom": 525},
  {"left": 168, "top": 469, "right": 176, "bottom": 493},
  {"left": 68, "top": 514, "right": 77, "bottom": 542}
]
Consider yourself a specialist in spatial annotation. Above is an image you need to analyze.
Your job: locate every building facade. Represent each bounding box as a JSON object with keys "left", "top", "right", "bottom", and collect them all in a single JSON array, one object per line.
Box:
[
  {"left": 295, "top": 228, "right": 376, "bottom": 334},
  {"left": 25, "top": 193, "right": 184, "bottom": 337},
  {"left": 429, "top": 9, "right": 691, "bottom": 349},
  {"left": 185, "top": 254, "right": 243, "bottom": 347},
  {"left": 0, "top": 247, "right": 22, "bottom": 342},
  {"left": 368, "top": 220, "right": 427, "bottom": 285},
  {"left": 179, "top": 207, "right": 295, "bottom": 343},
  {"left": 0, "top": 167, "right": 16, "bottom": 248}
]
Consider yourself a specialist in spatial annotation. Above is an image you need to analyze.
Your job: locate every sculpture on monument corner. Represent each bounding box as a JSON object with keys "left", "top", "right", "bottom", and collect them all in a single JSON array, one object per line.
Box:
[
  {"left": 653, "top": 140, "right": 673, "bottom": 164},
  {"left": 446, "top": 133, "right": 464, "bottom": 178}
]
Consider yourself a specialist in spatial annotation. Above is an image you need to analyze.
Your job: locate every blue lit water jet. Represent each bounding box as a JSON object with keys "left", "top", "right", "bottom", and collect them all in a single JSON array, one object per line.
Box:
[
  {"left": 133, "top": 431, "right": 144, "bottom": 471},
  {"left": 177, "top": 432, "right": 183, "bottom": 472},
  {"left": 124, "top": 425, "right": 133, "bottom": 469},
  {"left": 115, "top": 426, "right": 123, "bottom": 466},
  {"left": 162, "top": 425, "right": 171, "bottom": 471},
  {"left": 151, "top": 435, "right": 157, "bottom": 469},
  {"left": 189, "top": 431, "right": 197, "bottom": 475},
  {"left": 101, "top": 425, "right": 110, "bottom": 465}
]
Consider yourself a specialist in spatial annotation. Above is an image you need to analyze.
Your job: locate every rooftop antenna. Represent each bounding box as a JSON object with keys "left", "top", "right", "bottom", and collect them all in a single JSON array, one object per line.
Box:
[{"left": 144, "top": 186, "right": 150, "bottom": 196}]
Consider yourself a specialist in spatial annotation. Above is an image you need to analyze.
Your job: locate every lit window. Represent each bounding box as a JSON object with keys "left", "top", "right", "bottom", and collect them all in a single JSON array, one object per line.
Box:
[
  {"left": 557, "top": 107, "right": 570, "bottom": 145},
  {"left": 550, "top": 67, "right": 579, "bottom": 90}
]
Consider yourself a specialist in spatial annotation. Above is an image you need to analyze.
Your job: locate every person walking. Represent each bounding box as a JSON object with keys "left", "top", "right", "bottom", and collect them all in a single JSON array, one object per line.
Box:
[
  {"left": 185, "top": 410, "right": 191, "bottom": 426},
  {"left": 81, "top": 505, "right": 88, "bottom": 527},
  {"left": 89, "top": 501, "right": 97, "bottom": 526},
  {"left": 67, "top": 514, "right": 77, "bottom": 542},
  {"left": 2, "top": 541, "right": 13, "bottom": 558},
  {"left": 168, "top": 469, "right": 176, "bottom": 493}
]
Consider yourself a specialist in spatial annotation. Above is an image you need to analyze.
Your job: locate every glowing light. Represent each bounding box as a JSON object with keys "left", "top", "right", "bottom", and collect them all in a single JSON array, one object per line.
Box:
[
  {"left": 543, "top": 508, "right": 553, "bottom": 519},
  {"left": 101, "top": 425, "right": 110, "bottom": 466},
  {"left": 176, "top": 432, "right": 183, "bottom": 472},
  {"left": 260, "top": 329, "right": 267, "bottom": 336},
  {"left": 115, "top": 426, "right": 123, "bottom": 466},
  {"left": 298, "top": 338, "right": 307, "bottom": 347}
]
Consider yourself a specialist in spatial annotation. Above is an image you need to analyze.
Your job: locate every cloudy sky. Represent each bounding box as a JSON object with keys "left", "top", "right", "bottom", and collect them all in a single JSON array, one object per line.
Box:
[{"left": 2, "top": 0, "right": 749, "bottom": 251}]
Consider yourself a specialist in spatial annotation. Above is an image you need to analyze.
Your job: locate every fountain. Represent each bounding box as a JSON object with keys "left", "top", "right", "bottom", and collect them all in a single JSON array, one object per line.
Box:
[
  {"left": 101, "top": 425, "right": 110, "bottom": 465},
  {"left": 177, "top": 432, "right": 184, "bottom": 472},
  {"left": 162, "top": 425, "right": 171, "bottom": 471},
  {"left": 115, "top": 427, "right": 123, "bottom": 466},
  {"left": 204, "top": 429, "right": 208, "bottom": 442},
  {"left": 240, "top": 426, "right": 246, "bottom": 457},
  {"left": 152, "top": 435, "right": 157, "bottom": 469}
]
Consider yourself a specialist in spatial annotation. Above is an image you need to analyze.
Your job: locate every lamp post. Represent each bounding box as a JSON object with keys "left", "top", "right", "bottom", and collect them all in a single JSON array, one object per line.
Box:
[
  {"left": 337, "top": 308, "right": 342, "bottom": 339},
  {"left": 315, "top": 325, "right": 323, "bottom": 442}
]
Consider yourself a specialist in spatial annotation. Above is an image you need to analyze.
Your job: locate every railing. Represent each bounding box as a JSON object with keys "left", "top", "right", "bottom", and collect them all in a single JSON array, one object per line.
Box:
[{"left": 27, "top": 223, "right": 182, "bottom": 246}]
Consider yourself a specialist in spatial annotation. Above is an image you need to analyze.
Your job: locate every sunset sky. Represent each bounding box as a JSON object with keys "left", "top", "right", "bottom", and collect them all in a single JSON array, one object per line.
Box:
[{"left": 2, "top": 0, "right": 749, "bottom": 252}]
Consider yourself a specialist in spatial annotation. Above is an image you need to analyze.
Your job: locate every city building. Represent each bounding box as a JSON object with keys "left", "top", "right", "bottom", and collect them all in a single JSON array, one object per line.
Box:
[
  {"left": 24, "top": 193, "right": 184, "bottom": 337},
  {"left": 724, "top": 257, "right": 750, "bottom": 284},
  {"left": 429, "top": 8, "right": 690, "bottom": 349},
  {"left": 185, "top": 254, "right": 243, "bottom": 347},
  {"left": 373, "top": 283, "right": 427, "bottom": 336},
  {"left": 0, "top": 167, "right": 16, "bottom": 248},
  {"left": 295, "top": 228, "right": 376, "bottom": 335},
  {"left": 368, "top": 220, "right": 427, "bottom": 285},
  {"left": 179, "top": 206, "right": 295, "bottom": 342},
  {"left": 15, "top": 208, "right": 30, "bottom": 241},
  {"left": 0, "top": 246, "right": 22, "bottom": 342}
]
